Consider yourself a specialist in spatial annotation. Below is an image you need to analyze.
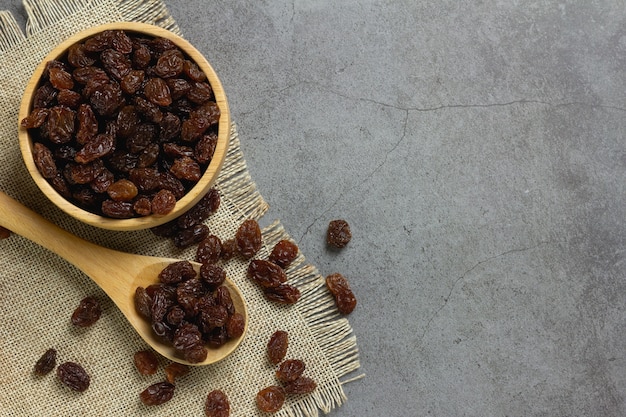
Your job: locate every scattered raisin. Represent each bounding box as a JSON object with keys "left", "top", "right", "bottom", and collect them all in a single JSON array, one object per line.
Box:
[
  {"left": 134, "top": 350, "right": 159, "bottom": 375},
  {"left": 173, "top": 223, "right": 209, "bottom": 248},
  {"left": 139, "top": 381, "right": 175, "bottom": 406},
  {"left": 264, "top": 284, "right": 301, "bottom": 305},
  {"left": 325, "top": 273, "right": 357, "bottom": 314},
  {"left": 220, "top": 239, "right": 238, "bottom": 261},
  {"left": 205, "top": 389, "right": 230, "bottom": 417},
  {"left": 327, "top": 219, "right": 352, "bottom": 248},
  {"left": 57, "top": 362, "right": 90, "bottom": 392},
  {"left": 235, "top": 219, "right": 262, "bottom": 258},
  {"left": 283, "top": 376, "right": 317, "bottom": 394},
  {"left": 268, "top": 239, "right": 299, "bottom": 269},
  {"left": 247, "top": 259, "right": 287, "bottom": 288},
  {"left": 276, "top": 359, "right": 305, "bottom": 383},
  {"left": 196, "top": 235, "right": 222, "bottom": 265},
  {"left": 70, "top": 296, "right": 102, "bottom": 327},
  {"left": 256, "top": 386, "right": 285, "bottom": 413},
  {"left": 34, "top": 348, "right": 57, "bottom": 376},
  {"left": 267, "top": 330, "right": 288, "bottom": 365}
]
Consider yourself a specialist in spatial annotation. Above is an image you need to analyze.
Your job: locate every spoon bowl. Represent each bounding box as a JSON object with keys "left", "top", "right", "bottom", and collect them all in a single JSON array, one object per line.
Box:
[{"left": 0, "top": 190, "right": 247, "bottom": 366}]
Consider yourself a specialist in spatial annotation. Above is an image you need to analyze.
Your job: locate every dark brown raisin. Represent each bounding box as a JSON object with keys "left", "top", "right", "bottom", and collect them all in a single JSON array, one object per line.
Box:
[
  {"left": 134, "top": 350, "right": 159, "bottom": 375},
  {"left": 267, "top": 330, "right": 288, "bottom": 365},
  {"left": 327, "top": 219, "right": 352, "bottom": 248},
  {"left": 225, "top": 312, "right": 245, "bottom": 339},
  {"left": 164, "top": 362, "right": 190, "bottom": 384},
  {"left": 215, "top": 285, "right": 235, "bottom": 315},
  {"left": 187, "top": 82, "right": 214, "bottom": 104},
  {"left": 21, "top": 108, "right": 49, "bottom": 128},
  {"left": 47, "top": 106, "right": 76, "bottom": 144},
  {"left": 235, "top": 219, "right": 262, "bottom": 258},
  {"left": 276, "top": 359, "right": 305, "bottom": 383},
  {"left": 72, "top": 66, "right": 108, "bottom": 84},
  {"left": 166, "top": 78, "right": 191, "bottom": 100},
  {"left": 134, "top": 286, "right": 153, "bottom": 320},
  {"left": 173, "top": 323, "right": 206, "bottom": 363},
  {"left": 204, "top": 389, "right": 230, "bottom": 417},
  {"left": 101, "top": 48, "right": 131, "bottom": 80},
  {"left": 170, "top": 156, "right": 201, "bottom": 181},
  {"left": 75, "top": 133, "right": 115, "bottom": 163},
  {"left": 57, "top": 89, "right": 81, "bottom": 107},
  {"left": 133, "top": 95, "right": 163, "bottom": 123},
  {"left": 76, "top": 104, "right": 98, "bottom": 145},
  {"left": 325, "top": 273, "right": 357, "bottom": 314},
  {"left": 144, "top": 77, "right": 172, "bottom": 107},
  {"left": 67, "top": 43, "right": 95, "bottom": 67},
  {"left": 57, "top": 362, "right": 90, "bottom": 392},
  {"left": 183, "top": 60, "right": 206, "bottom": 82},
  {"left": 34, "top": 348, "right": 57, "bottom": 376},
  {"left": 173, "top": 223, "right": 210, "bottom": 248},
  {"left": 120, "top": 69, "right": 145, "bottom": 94},
  {"left": 0, "top": 226, "right": 11, "bottom": 239},
  {"left": 220, "top": 239, "right": 238, "bottom": 261},
  {"left": 163, "top": 142, "right": 194, "bottom": 158},
  {"left": 89, "top": 82, "right": 124, "bottom": 116},
  {"left": 159, "top": 112, "right": 182, "bottom": 142},
  {"left": 200, "top": 263, "right": 226, "bottom": 288},
  {"left": 283, "top": 376, "right": 317, "bottom": 394},
  {"left": 198, "top": 305, "right": 228, "bottom": 333},
  {"left": 205, "top": 326, "right": 228, "bottom": 348},
  {"left": 33, "top": 82, "right": 57, "bottom": 108},
  {"left": 159, "top": 260, "right": 197, "bottom": 284},
  {"left": 247, "top": 260, "right": 288, "bottom": 288},
  {"left": 256, "top": 386, "right": 285, "bottom": 413},
  {"left": 195, "top": 133, "right": 218, "bottom": 165},
  {"left": 264, "top": 284, "right": 301, "bottom": 305},
  {"left": 139, "top": 381, "right": 175, "bottom": 406},
  {"left": 132, "top": 44, "right": 152, "bottom": 68},
  {"left": 111, "top": 30, "right": 133, "bottom": 54},
  {"left": 268, "top": 239, "right": 299, "bottom": 269},
  {"left": 166, "top": 305, "right": 185, "bottom": 326},
  {"left": 48, "top": 67, "right": 74, "bottom": 90},
  {"left": 64, "top": 160, "right": 104, "bottom": 184},
  {"left": 84, "top": 30, "right": 113, "bottom": 52},
  {"left": 196, "top": 235, "right": 222, "bottom": 265},
  {"left": 102, "top": 199, "right": 134, "bottom": 218},
  {"left": 151, "top": 189, "right": 177, "bottom": 215},
  {"left": 71, "top": 296, "right": 102, "bottom": 327},
  {"left": 155, "top": 49, "right": 184, "bottom": 78},
  {"left": 33, "top": 142, "right": 58, "bottom": 179},
  {"left": 138, "top": 143, "right": 160, "bottom": 168},
  {"left": 133, "top": 196, "right": 152, "bottom": 216},
  {"left": 126, "top": 122, "right": 157, "bottom": 153}
]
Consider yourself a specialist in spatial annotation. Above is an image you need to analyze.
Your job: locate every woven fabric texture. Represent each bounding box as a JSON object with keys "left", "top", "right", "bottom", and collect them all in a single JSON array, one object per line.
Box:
[{"left": 0, "top": 1, "right": 360, "bottom": 416}]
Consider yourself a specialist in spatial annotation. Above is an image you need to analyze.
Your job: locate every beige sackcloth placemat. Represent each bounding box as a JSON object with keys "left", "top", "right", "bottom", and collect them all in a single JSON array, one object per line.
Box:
[{"left": 0, "top": 1, "right": 361, "bottom": 415}]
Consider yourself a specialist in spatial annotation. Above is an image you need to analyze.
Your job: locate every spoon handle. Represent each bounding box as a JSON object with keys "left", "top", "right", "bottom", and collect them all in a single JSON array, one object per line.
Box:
[{"left": 0, "top": 191, "right": 124, "bottom": 287}]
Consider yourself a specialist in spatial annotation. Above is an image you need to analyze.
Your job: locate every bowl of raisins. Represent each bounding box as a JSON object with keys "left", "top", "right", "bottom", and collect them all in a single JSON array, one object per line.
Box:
[{"left": 18, "top": 22, "right": 230, "bottom": 231}]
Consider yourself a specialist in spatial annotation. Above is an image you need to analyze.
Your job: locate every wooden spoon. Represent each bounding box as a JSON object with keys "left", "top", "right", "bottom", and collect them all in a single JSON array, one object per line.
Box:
[{"left": 0, "top": 191, "right": 247, "bottom": 366}]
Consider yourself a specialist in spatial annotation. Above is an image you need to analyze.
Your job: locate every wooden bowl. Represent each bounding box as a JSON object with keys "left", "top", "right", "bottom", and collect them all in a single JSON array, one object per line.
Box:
[{"left": 18, "top": 22, "right": 230, "bottom": 231}]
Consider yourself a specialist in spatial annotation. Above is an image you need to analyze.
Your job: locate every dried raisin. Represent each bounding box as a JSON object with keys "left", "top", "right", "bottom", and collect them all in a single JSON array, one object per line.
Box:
[
  {"left": 34, "top": 348, "right": 57, "bottom": 376},
  {"left": 268, "top": 239, "right": 299, "bottom": 269},
  {"left": 134, "top": 350, "right": 159, "bottom": 375},
  {"left": 164, "top": 362, "right": 190, "bottom": 383},
  {"left": 139, "top": 381, "right": 175, "bottom": 406},
  {"left": 57, "top": 362, "right": 90, "bottom": 392},
  {"left": 70, "top": 296, "right": 101, "bottom": 327},
  {"left": 256, "top": 386, "right": 285, "bottom": 413},
  {"left": 267, "top": 330, "right": 288, "bottom": 365},
  {"left": 325, "top": 273, "right": 357, "bottom": 314},
  {"left": 283, "top": 376, "right": 317, "bottom": 394},
  {"left": 276, "top": 359, "right": 305, "bottom": 383},
  {"left": 327, "top": 219, "right": 352, "bottom": 248},
  {"left": 235, "top": 219, "right": 262, "bottom": 258},
  {"left": 205, "top": 389, "right": 230, "bottom": 417}
]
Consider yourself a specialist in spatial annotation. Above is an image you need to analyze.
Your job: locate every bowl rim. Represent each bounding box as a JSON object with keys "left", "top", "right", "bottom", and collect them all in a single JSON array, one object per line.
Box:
[{"left": 18, "top": 22, "right": 230, "bottom": 231}]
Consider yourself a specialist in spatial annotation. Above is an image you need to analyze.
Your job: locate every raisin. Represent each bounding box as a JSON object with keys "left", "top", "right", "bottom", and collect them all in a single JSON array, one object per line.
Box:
[
  {"left": 247, "top": 260, "right": 287, "bottom": 288},
  {"left": 155, "top": 49, "right": 184, "bottom": 78},
  {"left": 76, "top": 104, "right": 98, "bottom": 145},
  {"left": 90, "top": 82, "right": 124, "bottom": 116},
  {"left": 264, "top": 284, "right": 301, "bottom": 304},
  {"left": 102, "top": 199, "right": 135, "bottom": 218},
  {"left": 54, "top": 145, "right": 77, "bottom": 162},
  {"left": 205, "top": 389, "right": 230, "bottom": 417},
  {"left": 267, "top": 330, "right": 288, "bottom": 365},
  {"left": 166, "top": 305, "right": 185, "bottom": 326},
  {"left": 268, "top": 239, "right": 299, "bottom": 269},
  {"left": 33, "top": 83, "right": 57, "bottom": 108},
  {"left": 84, "top": 30, "right": 113, "bottom": 52},
  {"left": 138, "top": 143, "right": 160, "bottom": 168},
  {"left": 70, "top": 296, "right": 102, "bottom": 327},
  {"left": 151, "top": 189, "right": 177, "bottom": 215},
  {"left": 159, "top": 260, "right": 197, "bottom": 284},
  {"left": 163, "top": 142, "right": 194, "bottom": 158},
  {"left": 64, "top": 160, "right": 104, "bottom": 184},
  {"left": 33, "top": 142, "right": 58, "bottom": 179},
  {"left": 134, "top": 286, "right": 153, "bottom": 320},
  {"left": 225, "top": 312, "right": 245, "bottom": 339},
  {"left": 101, "top": 49, "right": 131, "bottom": 80},
  {"left": 144, "top": 77, "right": 172, "bottom": 107},
  {"left": 170, "top": 156, "right": 201, "bottom": 181},
  {"left": 47, "top": 106, "right": 75, "bottom": 144},
  {"left": 21, "top": 108, "right": 49, "bottom": 128},
  {"left": 183, "top": 60, "right": 207, "bottom": 82},
  {"left": 133, "top": 95, "right": 163, "bottom": 123},
  {"left": 173, "top": 223, "right": 210, "bottom": 248},
  {"left": 327, "top": 219, "right": 352, "bottom": 248},
  {"left": 111, "top": 30, "right": 133, "bottom": 54},
  {"left": 195, "top": 133, "right": 218, "bottom": 165},
  {"left": 150, "top": 220, "right": 180, "bottom": 238},
  {"left": 67, "top": 43, "right": 95, "bottom": 67},
  {"left": 90, "top": 168, "right": 115, "bottom": 193},
  {"left": 57, "top": 362, "right": 90, "bottom": 392},
  {"left": 48, "top": 67, "right": 74, "bottom": 90},
  {"left": 72, "top": 66, "right": 108, "bottom": 84},
  {"left": 34, "top": 348, "right": 57, "bottom": 376},
  {"left": 235, "top": 219, "right": 262, "bottom": 258},
  {"left": 57, "top": 89, "right": 81, "bottom": 107},
  {"left": 256, "top": 386, "right": 285, "bottom": 413},
  {"left": 283, "top": 376, "right": 317, "bottom": 394},
  {"left": 200, "top": 263, "right": 226, "bottom": 288},
  {"left": 120, "top": 69, "right": 145, "bottom": 94},
  {"left": 206, "top": 326, "right": 228, "bottom": 348},
  {"left": 158, "top": 171, "right": 186, "bottom": 199},
  {"left": 196, "top": 235, "right": 222, "bottom": 265},
  {"left": 164, "top": 362, "right": 190, "bottom": 384},
  {"left": 181, "top": 113, "right": 211, "bottom": 142},
  {"left": 173, "top": 323, "right": 205, "bottom": 362},
  {"left": 215, "top": 285, "right": 235, "bottom": 315},
  {"left": 126, "top": 122, "right": 157, "bottom": 153},
  {"left": 139, "top": 381, "right": 175, "bottom": 406},
  {"left": 325, "top": 273, "right": 357, "bottom": 314},
  {"left": 132, "top": 44, "right": 152, "bottom": 68},
  {"left": 133, "top": 196, "right": 152, "bottom": 216},
  {"left": 134, "top": 350, "right": 159, "bottom": 375},
  {"left": 116, "top": 105, "right": 139, "bottom": 138},
  {"left": 198, "top": 305, "right": 228, "bottom": 333},
  {"left": 220, "top": 239, "right": 237, "bottom": 261},
  {"left": 75, "top": 133, "right": 115, "bottom": 163},
  {"left": 166, "top": 78, "right": 191, "bottom": 100},
  {"left": 187, "top": 82, "right": 214, "bottom": 104},
  {"left": 159, "top": 113, "right": 182, "bottom": 142},
  {"left": 276, "top": 359, "right": 305, "bottom": 383}
]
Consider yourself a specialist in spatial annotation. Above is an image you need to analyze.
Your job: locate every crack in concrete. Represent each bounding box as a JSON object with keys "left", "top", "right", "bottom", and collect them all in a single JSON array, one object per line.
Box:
[{"left": 417, "top": 240, "right": 559, "bottom": 347}]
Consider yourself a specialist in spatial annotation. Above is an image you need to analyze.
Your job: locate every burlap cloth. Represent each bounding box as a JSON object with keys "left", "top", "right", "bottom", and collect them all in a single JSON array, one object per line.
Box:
[{"left": 0, "top": 1, "right": 361, "bottom": 415}]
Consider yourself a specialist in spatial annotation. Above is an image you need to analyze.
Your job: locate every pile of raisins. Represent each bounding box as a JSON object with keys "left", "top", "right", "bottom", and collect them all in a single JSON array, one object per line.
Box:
[
  {"left": 21, "top": 29, "right": 221, "bottom": 219},
  {"left": 257, "top": 330, "right": 317, "bottom": 413},
  {"left": 134, "top": 260, "right": 245, "bottom": 363}
]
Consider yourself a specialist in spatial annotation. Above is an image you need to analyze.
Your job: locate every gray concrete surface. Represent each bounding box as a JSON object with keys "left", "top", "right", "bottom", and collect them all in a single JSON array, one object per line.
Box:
[{"left": 4, "top": 1, "right": 626, "bottom": 415}]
